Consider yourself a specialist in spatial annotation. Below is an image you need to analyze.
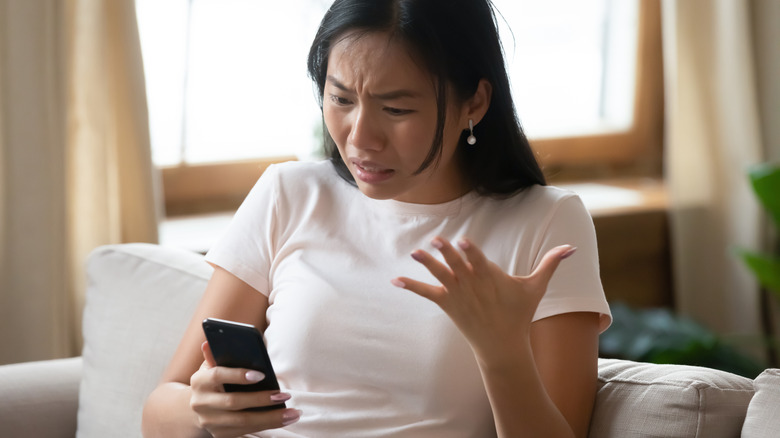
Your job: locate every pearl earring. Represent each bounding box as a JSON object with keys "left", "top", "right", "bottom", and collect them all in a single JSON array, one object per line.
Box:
[{"left": 467, "top": 119, "right": 477, "bottom": 145}]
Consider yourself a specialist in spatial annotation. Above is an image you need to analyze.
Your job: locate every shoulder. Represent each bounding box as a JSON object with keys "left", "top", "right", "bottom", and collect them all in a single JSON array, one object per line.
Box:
[
  {"left": 518, "top": 184, "right": 581, "bottom": 206},
  {"left": 468, "top": 185, "right": 592, "bottom": 245},
  {"left": 473, "top": 185, "right": 594, "bottom": 243},
  {"left": 267, "top": 159, "right": 340, "bottom": 183},
  {"left": 261, "top": 160, "right": 359, "bottom": 216},
  {"left": 239, "top": 160, "right": 344, "bottom": 210},
  {"left": 489, "top": 184, "right": 586, "bottom": 219},
  {"left": 260, "top": 160, "right": 347, "bottom": 195}
]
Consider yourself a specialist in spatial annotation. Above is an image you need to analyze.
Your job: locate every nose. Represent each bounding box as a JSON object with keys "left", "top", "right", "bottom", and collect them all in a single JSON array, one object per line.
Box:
[{"left": 349, "top": 107, "right": 384, "bottom": 151}]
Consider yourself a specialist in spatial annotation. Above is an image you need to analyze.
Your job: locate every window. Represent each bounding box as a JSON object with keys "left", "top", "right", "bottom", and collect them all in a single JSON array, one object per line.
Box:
[
  {"left": 136, "top": 0, "right": 330, "bottom": 167},
  {"left": 137, "top": 0, "right": 663, "bottom": 215},
  {"left": 494, "top": 0, "right": 639, "bottom": 139}
]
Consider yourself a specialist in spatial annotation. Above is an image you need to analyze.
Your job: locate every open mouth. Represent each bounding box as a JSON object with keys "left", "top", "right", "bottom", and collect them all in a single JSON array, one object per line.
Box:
[{"left": 352, "top": 159, "right": 395, "bottom": 183}]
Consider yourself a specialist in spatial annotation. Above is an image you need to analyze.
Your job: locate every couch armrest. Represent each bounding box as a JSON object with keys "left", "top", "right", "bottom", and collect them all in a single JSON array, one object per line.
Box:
[
  {"left": 590, "top": 358, "right": 754, "bottom": 438},
  {"left": 0, "top": 356, "right": 82, "bottom": 438}
]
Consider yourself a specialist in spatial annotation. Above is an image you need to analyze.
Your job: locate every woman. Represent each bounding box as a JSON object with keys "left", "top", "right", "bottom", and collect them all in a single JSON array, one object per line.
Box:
[{"left": 142, "top": 0, "right": 611, "bottom": 437}]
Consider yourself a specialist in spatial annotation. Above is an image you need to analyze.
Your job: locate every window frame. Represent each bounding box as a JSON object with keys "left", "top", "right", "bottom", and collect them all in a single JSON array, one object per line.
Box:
[
  {"left": 533, "top": 0, "right": 664, "bottom": 179},
  {"left": 160, "top": 0, "right": 663, "bottom": 216}
]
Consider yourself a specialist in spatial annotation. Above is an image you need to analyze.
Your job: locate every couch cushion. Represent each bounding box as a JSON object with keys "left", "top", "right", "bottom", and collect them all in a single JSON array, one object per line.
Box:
[
  {"left": 0, "top": 357, "right": 82, "bottom": 438},
  {"left": 77, "top": 244, "right": 211, "bottom": 438},
  {"left": 742, "top": 368, "right": 780, "bottom": 438},
  {"left": 589, "top": 358, "right": 755, "bottom": 438}
]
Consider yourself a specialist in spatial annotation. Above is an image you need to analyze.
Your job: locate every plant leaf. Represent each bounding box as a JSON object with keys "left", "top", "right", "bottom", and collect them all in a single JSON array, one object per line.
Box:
[
  {"left": 599, "top": 301, "right": 767, "bottom": 376},
  {"left": 739, "top": 250, "right": 780, "bottom": 296},
  {"left": 748, "top": 163, "right": 780, "bottom": 230}
]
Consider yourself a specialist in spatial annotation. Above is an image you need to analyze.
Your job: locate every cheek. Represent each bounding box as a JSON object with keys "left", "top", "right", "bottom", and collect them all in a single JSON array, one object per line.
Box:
[
  {"left": 444, "top": 105, "right": 466, "bottom": 134},
  {"left": 403, "top": 116, "right": 440, "bottom": 152},
  {"left": 323, "top": 106, "right": 347, "bottom": 145},
  {"left": 442, "top": 123, "right": 463, "bottom": 149}
]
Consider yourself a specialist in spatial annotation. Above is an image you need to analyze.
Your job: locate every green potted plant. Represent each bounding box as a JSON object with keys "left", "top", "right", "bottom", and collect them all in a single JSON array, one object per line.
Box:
[
  {"left": 738, "top": 163, "right": 780, "bottom": 298},
  {"left": 737, "top": 162, "right": 780, "bottom": 366},
  {"left": 599, "top": 301, "right": 765, "bottom": 378},
  {"left": 600, "top": 164, "right": 780, "bottom": 377}
]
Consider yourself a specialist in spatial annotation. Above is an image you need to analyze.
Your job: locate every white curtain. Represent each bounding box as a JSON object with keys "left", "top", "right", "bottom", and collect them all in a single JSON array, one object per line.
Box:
[
  {"left": 0, "top": 0, "right": 159, "bottom": 364},
  {"left": 662, "top": 0, "right": 778, "bottom": 346}
]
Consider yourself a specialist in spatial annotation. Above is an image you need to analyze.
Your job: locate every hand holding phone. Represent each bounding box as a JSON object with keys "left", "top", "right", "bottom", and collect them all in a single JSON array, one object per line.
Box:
[{"left": 202, "top": 317, "right": 285, "bottom": 411}]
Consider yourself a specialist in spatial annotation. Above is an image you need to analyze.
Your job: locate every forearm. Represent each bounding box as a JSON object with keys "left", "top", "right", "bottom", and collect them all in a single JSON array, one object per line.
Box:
[
  {"left": 142, "top": 382, "right": 210, "bottom": 438},
  {"left": 477, "top": 340, "right": 575, "bottom": 438}
]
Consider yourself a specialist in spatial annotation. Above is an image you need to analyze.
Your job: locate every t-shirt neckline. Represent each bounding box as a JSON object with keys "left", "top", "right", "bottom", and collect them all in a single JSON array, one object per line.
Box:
[{"left": 363, "top": 190, "right": 480, "bottom": 217}]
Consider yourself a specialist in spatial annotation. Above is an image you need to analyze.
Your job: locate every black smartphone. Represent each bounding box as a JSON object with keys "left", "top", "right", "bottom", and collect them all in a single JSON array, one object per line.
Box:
[{"left": 202, "top": 317, "right": 285, "bottom": 410}]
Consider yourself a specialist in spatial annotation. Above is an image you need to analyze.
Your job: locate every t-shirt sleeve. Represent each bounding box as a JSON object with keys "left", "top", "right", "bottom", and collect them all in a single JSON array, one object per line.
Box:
[
  {"left": 530, "top": 194, "right": 612, "bottom": 332},
  {"left": 204, "top": 165, "right": 281, "bottom": 296}
]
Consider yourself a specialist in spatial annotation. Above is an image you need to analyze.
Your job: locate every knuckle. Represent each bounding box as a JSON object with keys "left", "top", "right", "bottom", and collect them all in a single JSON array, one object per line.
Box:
[
  {"left": 212, "top": 367, "right": 233, "bottom": 385},
  {"left": 190, "top": 392, "right": 208, "bottom": 411},
  {"left": 213, "top": 366, "right": 242, "bottom": 383},
  {"left": 221, "top": 393, "right": 241, "bottom": 410},
  {"left": 193, "top": 413, "right": 210, "bottom": 429},
  {"left": 199, "top": 418, "right": 221, "bottom": 433},
  {"left": 229, "top": 412, "right": 253, "bottom": 428},
  {"left": 211, "top": 366, "right": 226, "bottom": 381},
  {"left": 190, "top": 371, "right": 205, "bottom": 387}
]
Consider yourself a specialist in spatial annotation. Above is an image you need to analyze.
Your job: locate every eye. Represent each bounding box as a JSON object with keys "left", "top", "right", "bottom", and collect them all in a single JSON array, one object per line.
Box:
[
  {"left": 384, "top": 107, "right": 413, "bottom": 116},
  {"left": 329, "top": 95, "right": 352, "bottom": 106}
]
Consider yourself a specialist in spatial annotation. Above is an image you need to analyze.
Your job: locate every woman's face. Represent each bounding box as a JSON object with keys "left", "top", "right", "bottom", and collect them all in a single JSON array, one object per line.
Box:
[{"left": 323, "top": 31, "right": 471, "bottom": 204}]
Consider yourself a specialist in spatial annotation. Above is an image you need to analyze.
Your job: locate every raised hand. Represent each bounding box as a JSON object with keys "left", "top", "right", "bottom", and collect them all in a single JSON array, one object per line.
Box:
[{"left": 391, "top": 237, "right": 576, "bottom": 361}]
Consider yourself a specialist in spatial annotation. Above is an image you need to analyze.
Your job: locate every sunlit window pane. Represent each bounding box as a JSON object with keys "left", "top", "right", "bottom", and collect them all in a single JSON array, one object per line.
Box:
[
  {"left": 136, "top": 0, "right": 189, "bottom": 166},
  {"left": 137, "top": 0, "right": 329, "bottom": 166},
  {"left": 494, "top": 0, "right": 638, "bottom": 138},
  {"left": 184, "top": 0, "right": 327, "bottom": 164},
  {"left": 137, "top": 0, "right": 638, "bottom": 167}
]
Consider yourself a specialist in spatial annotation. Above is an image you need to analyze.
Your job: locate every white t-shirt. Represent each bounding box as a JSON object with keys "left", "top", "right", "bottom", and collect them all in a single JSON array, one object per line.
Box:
[{"left": 205, "top": 160, "right": 611, "bottom": 438}]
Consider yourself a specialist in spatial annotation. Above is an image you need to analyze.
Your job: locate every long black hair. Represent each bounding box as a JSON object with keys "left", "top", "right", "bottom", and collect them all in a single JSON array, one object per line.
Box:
[{"left": 307, "top": 0, "right": 546, "bottom": 196}]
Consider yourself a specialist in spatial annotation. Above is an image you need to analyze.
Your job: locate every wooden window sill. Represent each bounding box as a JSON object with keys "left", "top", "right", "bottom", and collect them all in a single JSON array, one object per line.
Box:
[{"left": 558, "top": 177, "right": 667, "bottom": 217}]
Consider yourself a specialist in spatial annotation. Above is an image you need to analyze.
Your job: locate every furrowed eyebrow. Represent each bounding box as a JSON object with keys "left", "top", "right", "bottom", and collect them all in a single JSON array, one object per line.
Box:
[
  {"left": 373, "top": 89, "right": 421, "bottom": 100},
  {"left": 327, "top": 75, "right": 351, "bottom": 92},
  {"left": 326, "top": 75, "right": 421, "bottom": 100}
]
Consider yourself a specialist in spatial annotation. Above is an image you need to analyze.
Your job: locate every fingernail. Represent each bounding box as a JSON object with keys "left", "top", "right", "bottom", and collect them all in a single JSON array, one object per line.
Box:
[
  {"left": 282, "top": 409, "right": 302, "bottom": 426},
  {"left": 431, "top": 238, "right": 443, "bottom": 249},
  {"left": 390, "top": 278, "right": 406, "bottom": 288},
  {"left": 457, "top": 239, "right": 470, "bottom": 250},
  {"left": 560, "top": 246, "right": 578, "bottom": 260},
  {"left": 411, "top": 251, "right": 424, "bottom": 262},
  {"left": 270, "top": 392, "right": 292, "bottom": 402},
  {"left": 245, "top": 370, "right": 265, "bottom": 382}
]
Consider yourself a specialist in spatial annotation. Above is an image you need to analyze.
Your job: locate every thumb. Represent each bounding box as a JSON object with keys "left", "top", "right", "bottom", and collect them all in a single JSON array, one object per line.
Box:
[
  {"left": 529, "top": 245, "right": 577, "bottom": 289},
  {"left": 201, "top": 341, "right": 217, "bottom": 368}
]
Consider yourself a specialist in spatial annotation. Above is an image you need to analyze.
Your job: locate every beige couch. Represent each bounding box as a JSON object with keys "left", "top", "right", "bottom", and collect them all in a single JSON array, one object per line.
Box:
[{"left": 0, "top": 243, "right": 778, "bottom": 437}]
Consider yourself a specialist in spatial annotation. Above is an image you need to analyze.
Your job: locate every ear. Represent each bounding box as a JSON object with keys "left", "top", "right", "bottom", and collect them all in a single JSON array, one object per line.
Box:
[{"left": 464, "top": 79, "right": 492, "bottom": 126}]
